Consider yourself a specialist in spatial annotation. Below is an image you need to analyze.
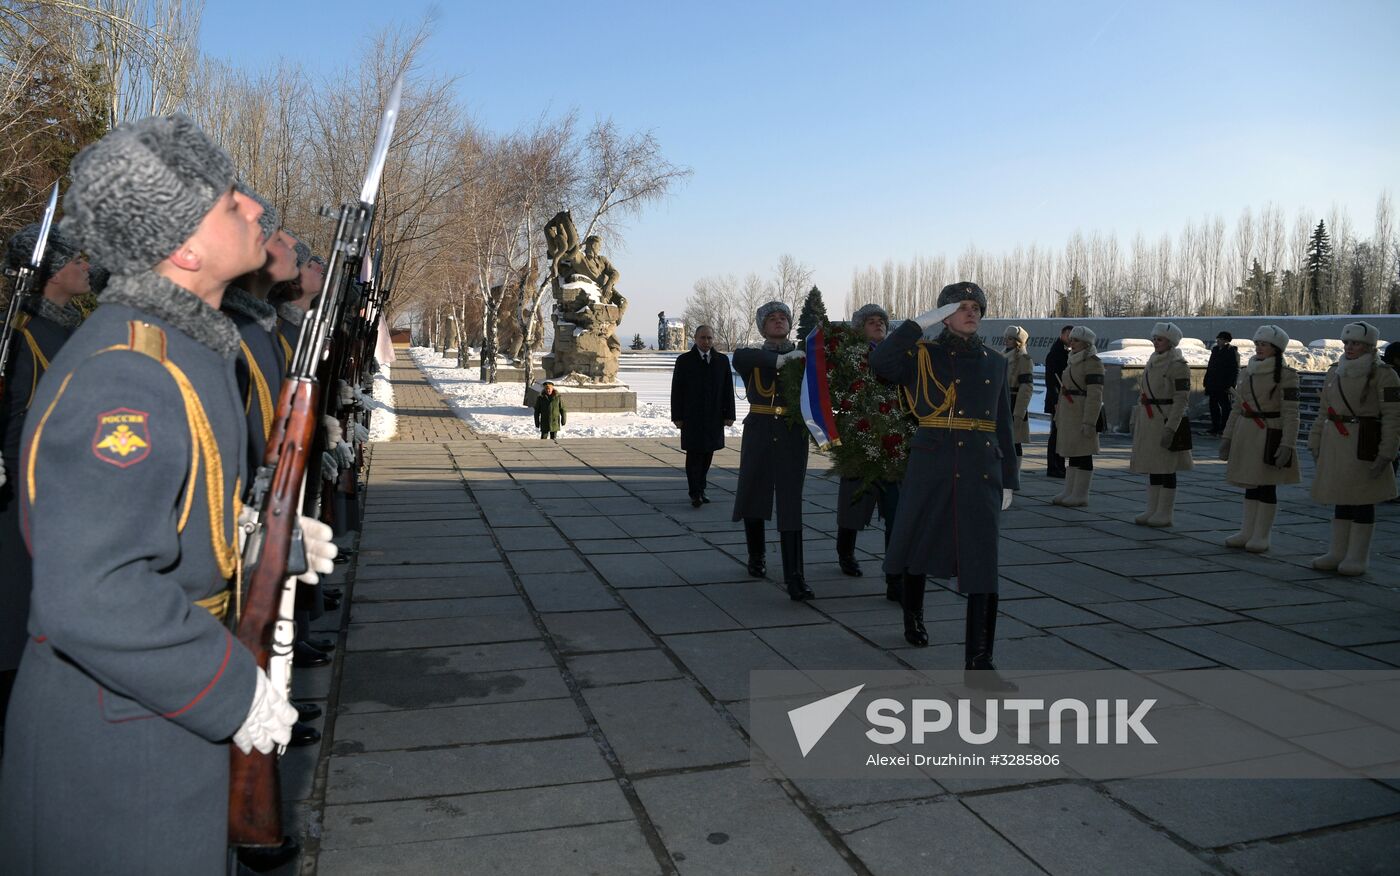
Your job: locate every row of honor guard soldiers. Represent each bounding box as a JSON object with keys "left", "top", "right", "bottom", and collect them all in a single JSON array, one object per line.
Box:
[
  {"left": 0, "top": 113, "right": 375, "bottom": 873},
  {"left": 727, "top": 286, "right": 1396, "bottom": 691}
]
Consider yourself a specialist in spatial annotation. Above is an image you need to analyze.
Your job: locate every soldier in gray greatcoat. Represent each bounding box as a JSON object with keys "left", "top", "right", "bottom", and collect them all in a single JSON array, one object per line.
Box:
[
  {"left": 834, "top": 303, "right": 903, "bottom": 602},
  {"left": 0, "top": 225, "right": 88, "bottom": 743},
  {"left": 732, "top": 301, "right": 813, "bottom": 600},
  {"left": 872, "top": 282, "right": 1019, "bottom": 691},
  {"left": 0, "top": 114, "right": 337, "bottom": 875}
]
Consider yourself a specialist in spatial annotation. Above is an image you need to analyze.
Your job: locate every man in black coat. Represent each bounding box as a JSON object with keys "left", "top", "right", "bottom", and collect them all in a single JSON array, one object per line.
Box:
[
  {"left": 1204, "top": 331, "right": 1240, "bottom": 436},
  {"left": 1043, "top": 325, "right": 1072, "bottom": 477},
  {"left": 671, "top": 324, "right": 736, "bottom": 506}
]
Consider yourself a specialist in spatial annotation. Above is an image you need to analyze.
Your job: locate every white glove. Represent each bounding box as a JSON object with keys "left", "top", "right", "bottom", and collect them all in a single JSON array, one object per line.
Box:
[
  {"left": 352, "top": 422, "right": 370, "bottom": 444},
  {"left": 337, "top": 379, "right": 357, "bottom": 409},
  {"left": 321, "top": 451, "right": 338, "bottom": 482},
  {"left": 912, "top": 301, "right": 963, "bottom": 330},
  {"left": 335, "top": 440, "right": 355, "bottom": 469},
  {"left": 0, "top": 452, "right": 6, "bottom": 490},
  {"left": 353, "top": 385, "right": 369, "bottom": 407},
  {"left": 1001, "top": 489, "right": 1013, "bottom": 511},
  {"left": 322, "top": 415, "right": 344, "bottom": 446},
  {"left": 232, "top": 669, "right": 297, "bottom": 755},
  {"left": 774, "top": 349, "right": 806, "bottom": 368},
  {"left": 296, "top": 514, "right": 337, "bottom": 584}
]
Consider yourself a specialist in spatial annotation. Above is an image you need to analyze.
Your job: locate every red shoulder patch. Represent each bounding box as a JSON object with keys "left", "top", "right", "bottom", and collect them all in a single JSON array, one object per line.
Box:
[{"left": 92, "top": 407, "right": 152, "bottom": 468}]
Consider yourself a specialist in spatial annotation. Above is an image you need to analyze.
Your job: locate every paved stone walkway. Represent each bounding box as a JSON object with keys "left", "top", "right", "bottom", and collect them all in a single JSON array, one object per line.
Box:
[{"left": 293, "top": 351, "right": 1400, "bottom": 874}]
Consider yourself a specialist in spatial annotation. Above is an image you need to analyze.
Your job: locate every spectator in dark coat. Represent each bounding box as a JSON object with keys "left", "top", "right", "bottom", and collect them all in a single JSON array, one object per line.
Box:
[
  {"left": 670, "top": 325, "right": 736, "bottom": 506},
  {"left": 1042, "top": 325, "right": 1073, "bottom": 477},
  {"left": 535, "top": 381, "right": 566, "bottom": 440},
  {"left": 1204, "top": 331, "right": 1240, "bottom": 436}
]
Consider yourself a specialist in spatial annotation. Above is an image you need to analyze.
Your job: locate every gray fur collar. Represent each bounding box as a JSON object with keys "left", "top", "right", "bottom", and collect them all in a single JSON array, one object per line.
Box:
[
  {"left": 222, "top": 286, "right": 279, "bottom": 332},
  {"left": 32, "top": 296, "right": 83, "bottom": 329},
  {"left": 100, "top": 273, "right": 240, "bottom": 359},
  {"left": 277, "top": 301, "right": 306, "bottom": 327}
]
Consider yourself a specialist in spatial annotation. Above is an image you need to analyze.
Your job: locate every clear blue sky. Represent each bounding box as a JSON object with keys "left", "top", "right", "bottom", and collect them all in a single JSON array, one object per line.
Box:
[{"left": 202, "top": 0, "right": 1400, "bottom": 338}]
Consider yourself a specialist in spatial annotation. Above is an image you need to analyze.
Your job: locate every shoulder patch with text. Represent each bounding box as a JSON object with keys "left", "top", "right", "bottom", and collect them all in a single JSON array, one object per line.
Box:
[{"left": 92, "top": 408, "right": 152, "bottom": 468}]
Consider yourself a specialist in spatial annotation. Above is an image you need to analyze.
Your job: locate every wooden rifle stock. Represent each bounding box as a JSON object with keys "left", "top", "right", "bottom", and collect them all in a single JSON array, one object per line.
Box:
[{"left": 228, "top": 377, "right": 321, "bottom": 846}]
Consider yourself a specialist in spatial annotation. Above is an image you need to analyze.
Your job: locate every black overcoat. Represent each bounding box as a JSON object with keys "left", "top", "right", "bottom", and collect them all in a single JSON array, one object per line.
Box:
[
  {"left": 0, "top": 306, "right": 75, "bottom": 671},
  {"left": 872, "top": 321, "right": 1019, "bottom": 593},
  {"left": 1043, "top": 340, "right": 1069, "bottom": 413},
  {"left": 731, "top": 343, "right": 808, "bottom": 531},
  {"left": 670, "top": 347, "right": 736, "bottom": 452}
]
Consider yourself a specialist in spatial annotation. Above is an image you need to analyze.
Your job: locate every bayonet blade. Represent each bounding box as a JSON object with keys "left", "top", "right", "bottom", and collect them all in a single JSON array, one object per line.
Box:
[
  {"left": 29, "top": 183, "right": 60, "bottom": 270},
  {"left": 358, "top": 73, "right": 404, "bottom": 206}
]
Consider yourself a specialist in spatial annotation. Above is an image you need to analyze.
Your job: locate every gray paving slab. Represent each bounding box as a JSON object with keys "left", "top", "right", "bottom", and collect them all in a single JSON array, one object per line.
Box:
[
  {"left": 518, "top": 570, "right": 621, "bottom": 612},
  {"left": 359, "top": 538, "right": 499, "bottom": 565},
  {"left": 338, "top": 655, "right": 568, "bottom": 714},
  {"left": 620, "top": 587, "right": 742, "bottom": 635},
  {"left": 1289, "top": 614, "right": 1400, "bottom": 647},
  {"left": 1150, "top": 625, "right": 1317, "bottom": 669},
  {"left": 489, "top": 525, "right": 556, "bottom": 551},
  {"left": 1107, "top": 778, "right": 1400, "bottom": 847},
  {"left": 827, "top": 798, "right": 1041, "bottom": 876},
  {"left": 566, "top": 649, "right": 684, "bottom": 688},
  {"left": 582, "top": 679, "right": 748, "bottom": 773},
  {"left": 349, "top": 594, "right": 522, "bottom": 623},
  {"left": 755, "top": 624, "right": 908, "bottom": 671},
  {"left": 326, "top": 736, "right": 615, "bottom": 804},
  {"left": 1089, "top": 597, "right": 1243, "bottom": 629},
  {"left": 346, "top": 612, "right": 539, "bottom": 651},
  {"left": 663, "top": 630, "right": 814, "bottom": 702},
  {"left": 997, "top": 596, "right": 1110, "bottom": 628},
  {"left": 505, "top": 548, "right": 588, "bottom": 575},
  {"left": 322, "top": 780, "right": 637, "bottom": 849},
  {"left": 633, "top": 767, "right": 854, "bottom": 875},
  {"left": 332, "top": 697, "right": 585, "bottom": 753},
  {"left": 1208, "top": 622, "right": 1394, "bottom": 669},
  {"left": 653, "top": 548, "right": 756, "bottom": 583},
  {"left": 355, "top": 561, "right": 506, "bottom": 583},
  {"left": 317, "top": 818, "right": 659, "bottom": 876},
  {"left": 965, "top": 783, "right": 1218, "bottom": 875},
  {"left": 352, "top": 565, "right": 516, "bottom": 601},
  {"left": 540, "top": 609, "right": 656, "bottom": 653},
  {"left": 1052, "top": 623, "right": 1219, "bottom": 670},
  {"left": 588, "top": 553, "right": 688, "bottom": 588},
  {"left": 1219, "top": 820, "right": 1400, "bottom": 875},
  {"left": 358, "top": 520, "right": 488, "bottom": 547}
]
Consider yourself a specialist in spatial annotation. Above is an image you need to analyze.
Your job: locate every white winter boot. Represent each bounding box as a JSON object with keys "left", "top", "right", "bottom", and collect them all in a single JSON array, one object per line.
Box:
[
  {"left": 1146, "top": 487, "right": 1177, "bottom": 527},
  {"left": 1134, "top": 485, "right": 1161, "bottom": 526},
  {"left": 1244, "top": 502, "right": 1278, "bottom": 553},
  {"left": 1311, "top": 518, "right": 1352, "bottom": 571},
  {"left": 1051, "top": 469, "right": 1076, "bottom": 506},
  {"left": 1063, "top": 469, "right": 1093, "bottom": 508},
  {"left": 1337, "top": 522, "right": 1374, "bottom": 576},
  {"left": 1225, "top": 499, "right": 1259, "bottom": 548}
]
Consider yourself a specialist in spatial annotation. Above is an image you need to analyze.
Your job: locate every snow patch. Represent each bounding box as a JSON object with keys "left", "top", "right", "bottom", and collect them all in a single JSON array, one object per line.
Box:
[{"left": 367, "top": 359, "right": 396, "bottom": 442}]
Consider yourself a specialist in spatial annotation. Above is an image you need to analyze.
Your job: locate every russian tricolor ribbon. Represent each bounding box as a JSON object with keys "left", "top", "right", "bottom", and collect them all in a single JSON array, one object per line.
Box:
[{"left": 800, "top": 326, "right": 841, "bottom": 450}]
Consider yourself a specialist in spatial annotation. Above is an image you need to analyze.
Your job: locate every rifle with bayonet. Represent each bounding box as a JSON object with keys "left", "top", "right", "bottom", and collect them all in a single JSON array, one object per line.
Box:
[
  {"left": 228, "top": 73, "right": 403, "bottom": 847},
  {"left": 0, "top": 184, "right": 60, "bottom": 399}
]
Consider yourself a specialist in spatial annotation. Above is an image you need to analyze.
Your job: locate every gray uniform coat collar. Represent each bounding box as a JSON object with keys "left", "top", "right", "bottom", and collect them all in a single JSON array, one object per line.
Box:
[
  {"left": 100, "top": 272, "right": 240, "bottom": 359},
  {"left": 221, "top": 286, "right": 278, "bottom": 333}
]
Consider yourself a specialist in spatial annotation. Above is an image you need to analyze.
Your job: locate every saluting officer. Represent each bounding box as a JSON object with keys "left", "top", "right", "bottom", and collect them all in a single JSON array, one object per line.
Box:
[
  {"left": 1050, "top": 326, "right": 1104, "bottom": 507},
  {"left": 0, "top": 114, "right": 332, "bottom": 874},
  {"left": 1129, "top": 322, "right": 1193, "bottom": 527},
  {"left": 1219, "top": 325, "right": 1300, "bottom": 553},
  {"left": 833, "top": 303, "right": 903, "bottom": 602},
  {"left": 1002, "top": 325, "right": 1034, "bottom": 477},
  {"left": 1308, "top": 321, "right": 1400, "bottom": 576},
  {"left": 0, "top": 225, "right": 88, "bottom": 742},
  {"left": 732, "top": 301, "right": 812, "bottom": 600},
  {"left": 872, "top": 283, "right": 1018, "bottom": 691}
]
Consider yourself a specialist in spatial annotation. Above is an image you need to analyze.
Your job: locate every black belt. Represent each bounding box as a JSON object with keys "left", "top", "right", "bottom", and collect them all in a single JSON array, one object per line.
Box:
[
  {"left": 1140, "top": 397, "right": 1175, "bottom": 405},
  {"left": 1251, "top": 411, "right": 1281, "bottom": 419},
  {"left": 1063, "top": 390, "right": 1086, "bottom": 397}
]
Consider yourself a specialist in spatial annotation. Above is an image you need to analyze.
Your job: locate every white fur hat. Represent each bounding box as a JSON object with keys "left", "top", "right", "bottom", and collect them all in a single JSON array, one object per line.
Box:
[
  {"left": 1069, "top": 325, "right": 1096, "bottom": 345},
  {"left": 1341, "top": 321, "right": 1380, "bottom": 346},
  {"left": 1003, "top": 325, "right": 1028, "bottom": 345},
  {"left": 1151, "top": 322, "right": 1183, "bottom": 347},
  {"left": 1252, "top": 325, "right": 1290, "bottom": 351}
]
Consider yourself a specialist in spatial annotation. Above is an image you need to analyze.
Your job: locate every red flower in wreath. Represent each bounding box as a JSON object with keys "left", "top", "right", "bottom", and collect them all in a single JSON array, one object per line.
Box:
[
  {"left": 856, "top": 418, "right": 871, "bottom": 432},
  {"left": 881, "top": 433, "right": 904, "bottom": 451},
  {"left": 839, "top": 398, "right": 853, "bottom": 411},
  {"left": 849, "top": 379, "right": 866, "bottom": 392},
  {"left": 878, "top": 401, "right": 892, "bottom": 414}
]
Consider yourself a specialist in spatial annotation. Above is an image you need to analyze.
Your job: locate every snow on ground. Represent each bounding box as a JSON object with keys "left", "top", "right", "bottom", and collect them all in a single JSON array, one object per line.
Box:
[
  {"left": 367, "top": 359, "right": 397, "bottom": 442},
  {"left": 1098, "top": 343, "right": 1340, "bottom": 372},
  {"left": 411, "top": 347, "right": 745, "bottom": 440}
]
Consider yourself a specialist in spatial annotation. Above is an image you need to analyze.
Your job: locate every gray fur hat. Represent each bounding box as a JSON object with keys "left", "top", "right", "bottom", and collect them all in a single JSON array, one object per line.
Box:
[
  {"left": 1003, "top": 325, "right": 1029, "bottom": 346},
  {"left": 235, "top": 182, "right": 279, "bottom": 241},
  {"left": 1069, "top": 325, "right": 1096, "bottom": 345},
  {"left": 88, "top": 263, "right": 111, "bottom": 294},
  {"left": 5, "top": 222, "right": 81, "bottom": 276},
  {"left": 936, "top": 281, "right": 987, "bottom": 316},
  {"left": 61, "top": 113, "right": 235, "bottom": 276},
  {"left": 1252, "top": 325, "right": 1290, "bottom": 351},
  {"left": 755, "top": 300, "right": 793, "bottom": 333},
  {"left": 292, "top": 238, "right": 311, "bottom": 269},
  {"left": 851, "top": 302, "right": 889, "bottom": 328}
]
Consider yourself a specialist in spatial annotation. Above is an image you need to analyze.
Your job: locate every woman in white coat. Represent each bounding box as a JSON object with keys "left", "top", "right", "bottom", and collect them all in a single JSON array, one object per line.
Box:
[{"left": 1129, "top": 322, "right": 1193, "bottom": 527}]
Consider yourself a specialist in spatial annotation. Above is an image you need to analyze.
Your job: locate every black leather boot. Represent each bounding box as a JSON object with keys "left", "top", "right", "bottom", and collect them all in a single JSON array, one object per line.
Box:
[
  {"left": 744, "top": 518, "right": 766, "bottom": 578},
  {"left": 781, "top": 530, "right": 814, "bottom": 600},
  {"left": 836, "top": 527, "right": 862, "bottom": 576},
  {"left": 901, "top": 573, "right": 928, "bottom": 646},
  {"left": 964, "top": 593, "right": 1017, "bottom": 691},
  {"left": 885, "top": 574, "right": 903, "bottom": 602}
]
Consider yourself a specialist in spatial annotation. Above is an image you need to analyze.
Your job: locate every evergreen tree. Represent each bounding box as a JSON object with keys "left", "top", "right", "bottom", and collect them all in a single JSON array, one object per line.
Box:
[
  {"left": 1233, "top": 259, "right": 1276, "bottom": 313},
  {"left": 797, "top": 285, "right": 828, "bottom": 339},
  {"left": 630, "top": 333, "right": 645, "bottom": 350},
  {"left": 1054, "top": 273, "right": 1090, "bottom": 318},
  {"left": 1304, "top": 220, "right": 1333, "bottom": 315}
]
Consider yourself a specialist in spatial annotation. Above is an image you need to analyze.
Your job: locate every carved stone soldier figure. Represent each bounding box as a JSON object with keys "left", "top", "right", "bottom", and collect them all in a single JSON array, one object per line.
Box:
[
  {"left": 732, "top": 301, "right": 812, "bottom": 600},
  {"left": 872, "top": 282, "right": 1019, "bottom": 690}
]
